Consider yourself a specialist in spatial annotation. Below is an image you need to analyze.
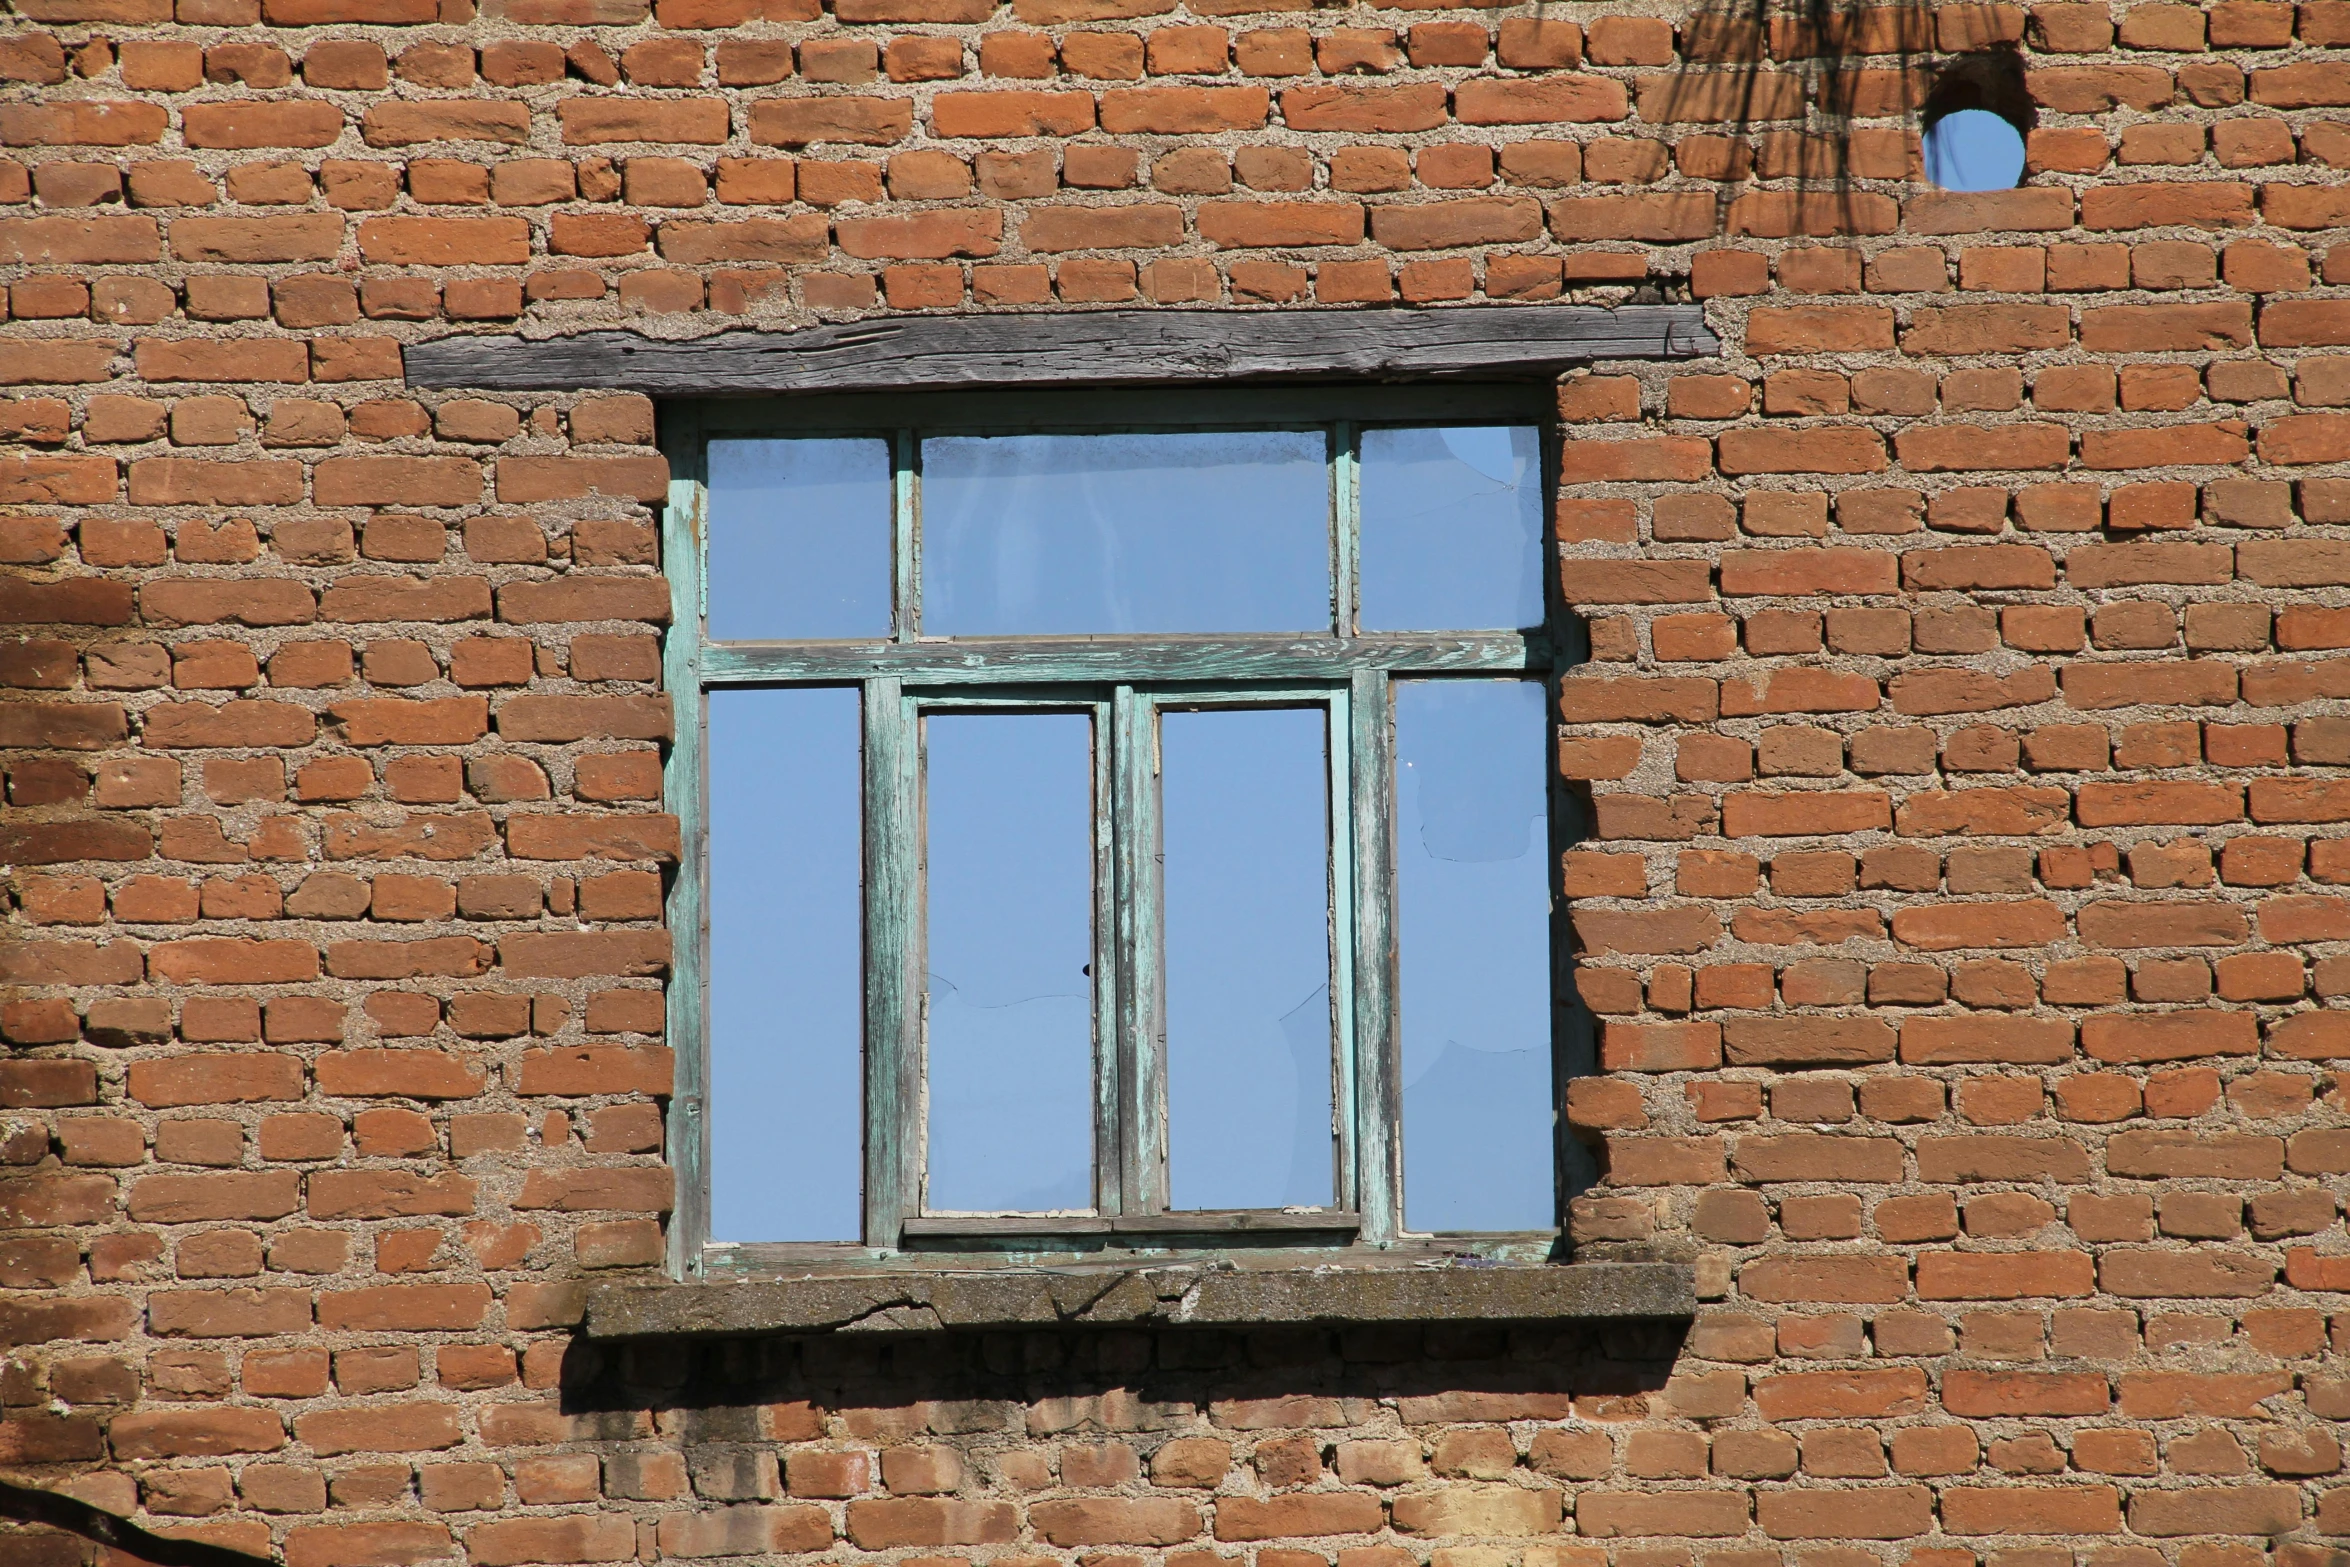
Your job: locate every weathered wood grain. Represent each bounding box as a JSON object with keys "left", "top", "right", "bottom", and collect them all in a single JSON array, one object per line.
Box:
[{"left": 404, "top": 306, "right": 1719, "bottom": 393}]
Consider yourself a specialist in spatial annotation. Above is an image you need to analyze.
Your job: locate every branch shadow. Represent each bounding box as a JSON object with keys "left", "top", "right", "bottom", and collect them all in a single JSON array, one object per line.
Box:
[
  {"left": 0, "top": 1475, "right": 269, "bottom": 1567},
  {"left": 1648, "top": 0, "right": 1961, "bottom": 240}
]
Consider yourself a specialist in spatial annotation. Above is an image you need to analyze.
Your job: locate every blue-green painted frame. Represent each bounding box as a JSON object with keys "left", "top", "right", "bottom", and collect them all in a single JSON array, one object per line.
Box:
[{"left": 659, "top": 386, "right": 1570, "bottom": 1281}]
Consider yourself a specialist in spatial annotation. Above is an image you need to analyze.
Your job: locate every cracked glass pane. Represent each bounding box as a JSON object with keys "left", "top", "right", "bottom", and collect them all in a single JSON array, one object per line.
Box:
[
  {"left": 1396, "top": 679, "right": 1555, "bottom": 1232},
  {"left": 923, "top": 712, "right": 1095, "bottom": 1213},
  {"left": 1359, "top": 425, "right": 1544, "bottom": 633},
  {"left": 921, "top": 431, "right": 1332, "bottom": 635},
  {"left": 707, "top": 437, "right": 892, "bottom": 641},
  {"left": 709, "top": 686, "right": 863, "bottom": 1242},
  {"left": 1162, "top": 707, "right": 1335, "bottom": 1211}
]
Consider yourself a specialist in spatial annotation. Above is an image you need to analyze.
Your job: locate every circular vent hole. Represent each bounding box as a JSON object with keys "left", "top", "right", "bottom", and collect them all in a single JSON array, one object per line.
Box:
[{"left": 1924, "top": 107, "right": 2027, "bottom": 191}]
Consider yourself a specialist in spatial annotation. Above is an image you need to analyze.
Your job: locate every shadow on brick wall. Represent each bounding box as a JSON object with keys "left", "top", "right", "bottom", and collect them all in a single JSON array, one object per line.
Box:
[{"left": 556, "top": 1321, "right": 1691, "bottom": 1430}]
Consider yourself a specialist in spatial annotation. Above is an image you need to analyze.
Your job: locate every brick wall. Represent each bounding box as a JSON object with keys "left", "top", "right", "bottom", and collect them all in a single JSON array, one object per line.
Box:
[{"left": 4, "top": 0, "right": 2350, "bottom": 1562}]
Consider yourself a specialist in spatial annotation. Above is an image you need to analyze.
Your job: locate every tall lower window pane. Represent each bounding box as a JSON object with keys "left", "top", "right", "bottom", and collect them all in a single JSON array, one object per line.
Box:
[
  {"left": 708, "top": 687, "right": 863, "bottom": 1242},
  {"left": 924, "top": 712, "right": 1095, "bottom": 1213},
  {"left": 1395, "top": 680, "right": 1554, "bottom": 1231},
  {"left": 1163, "top": 707, "right": 1334, "bottom": 1211}
]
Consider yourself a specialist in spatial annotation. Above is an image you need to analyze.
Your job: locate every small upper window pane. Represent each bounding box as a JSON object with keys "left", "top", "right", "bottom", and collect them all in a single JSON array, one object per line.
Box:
[
  {"left": 921, "top": 431, "right": 1332, "bottom": 635},
  {"left": 707, "top": 437, "right": 892, "bottom": 641},
  {"left": 1359, "top": 426, "right": 1544, "bottom": 633}
]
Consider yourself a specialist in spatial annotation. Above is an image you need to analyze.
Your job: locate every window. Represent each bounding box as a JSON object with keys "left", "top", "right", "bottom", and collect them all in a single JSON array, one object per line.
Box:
[{"left": 660, "top": 386, "right": 1577, "bottom": 1276}]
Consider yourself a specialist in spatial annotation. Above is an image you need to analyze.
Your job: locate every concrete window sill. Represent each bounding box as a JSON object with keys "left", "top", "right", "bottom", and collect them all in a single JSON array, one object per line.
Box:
[{"left": 580, "top": 1261, "right": 1695, "bottom": 1338}]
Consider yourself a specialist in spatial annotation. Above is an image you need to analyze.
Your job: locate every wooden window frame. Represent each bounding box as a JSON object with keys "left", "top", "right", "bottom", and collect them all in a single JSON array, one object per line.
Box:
[{"left": 660, "top": 384, "right": 1582, "bottom": 1282}]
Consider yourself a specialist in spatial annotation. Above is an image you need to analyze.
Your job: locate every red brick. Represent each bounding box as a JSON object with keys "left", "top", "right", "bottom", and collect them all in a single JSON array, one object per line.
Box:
[
  {"left": 1578, "top": 1491, "right": 1750, "bottom": 1537},
  {"left": 1739, "top": 1256, "right": 1908, "bottom": 1303},
  {"left": 1281, "top": 83, "right": 1446, "bottom": 132},
  {"left": 1945, "top": 1370, "right": 2110, "bottom": 1417},
  {"left": 1455, "top": 76, "right": 1628, "bottom": 124},
  {"left": 2081, "top": 1009, "right": 2260, "bottom": 1063},
  {"left": 468, "top": 1516, "right": 639, "bottom": 1566},
  {"left": 931, "top": 91, "right": 1094, "bottom": 136},
  {"left": 1917, "top": 1251, "right": 2097, "bottom": 1300},
  {"left": 1031, "top": 1499, "right": 1204, "bottom": 1546},
  {"left": 315, "top": 1049, "right": 486, "bottom": 1098},
  {"left": 1755, "top": 1369, "right": 1927, "bottom": 1419},
  {"left": 2127, "top": 1486, "right": 2300, "bottom": 1536},
  {"left": 0, "top": 101, "right": 169, "bottom": 147},
  {"left": 110, "top": 1407, "right": 287, "bottom": 1459},
  {"left": 1557, "top": 435, "right": 1712, "bottom": 482},
  {"left": 285, "top": 1524, "right": 457, "bottom": 1567},
  {"left": 1902, "top": 1016, "right": 2073, "bottom": 1065},
  {"left": 1720, "top": 548, "right": 1898, "bottom": 596},
  {"left": 1213, "top": 1495, "right": 1386, "bottom": 1541},
  {"left": 181, "top": 102, "right": 344, "bottom": 149},
  {"left": 845, "top": 1500, "right": 1018, "bottom": 1550},
  {"left": 1943, "top": 1487, "right": 2124, "bottom": 1536},
  {"left": 357, "top": 216, "right": 530, "bottom": 266},
  {"left": 1747, "top": 305, "right": 1895, "bottom": 353},
  {"left": 1895, "top": 422, "right": 2073, "bottom": 472},
  {"left": 1021, "top": 204, "right": 1185, "bottom": 251},
  {"left": 1601, "top": 1021, "right": 1721, "bottom": 1071},
  {"left": 128, "top": 1053, "right": 303, "bottom": 1107},
  {"left": 557, "top": 99, "right": 729, "bottom": 146},
  {"left": 1717, "top": 426, "right": 1887, "bottom": 475}
]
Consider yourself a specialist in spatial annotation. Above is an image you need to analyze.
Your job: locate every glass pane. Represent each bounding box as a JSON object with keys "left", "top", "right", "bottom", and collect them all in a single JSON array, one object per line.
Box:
[
  {"left": 707, "top": 437, "right": 892, "bottom": 640},
  {"left": 708, "top": 687, "right": 863, "bottom": 1242},
  {"left": 1163, "top": 708, "right": 1334, "bottom": 1211},
  {"left": 1359, "top": 426, "right": 1544, "bottom": 633},
  {"left": 924, "top": 712, "right": 1095, "bottom": 1212},
  {"left": 1396, "top": 680, "right": 1554, "bottom": 1231},
  {"left": 921, "top": 431, "right": 1331, "bottom": 635}
]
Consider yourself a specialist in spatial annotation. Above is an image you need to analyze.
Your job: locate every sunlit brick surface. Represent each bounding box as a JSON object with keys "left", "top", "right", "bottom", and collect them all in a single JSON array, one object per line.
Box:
[{"left": 3, "top": 0, "right": 2349, "bottom": 1562}]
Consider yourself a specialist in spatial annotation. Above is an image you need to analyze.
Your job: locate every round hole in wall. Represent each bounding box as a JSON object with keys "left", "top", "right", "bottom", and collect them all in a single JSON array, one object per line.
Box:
[
  {"left": 1917, "top": 47, "right": 2034, "bottom": 193},
  {"left": 1923, "top": 107, "right": 2027, "bottom": 192}
]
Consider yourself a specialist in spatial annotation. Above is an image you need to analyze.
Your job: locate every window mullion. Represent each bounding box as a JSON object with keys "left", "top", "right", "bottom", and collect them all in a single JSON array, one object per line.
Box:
[
  {"left": 862, "top": 677, "right": 921, "bottom": 1246},
  {"left": 1092, "top": 689, "right": 1125, "bottom": 1218},
  {"left": 894, "top": 429, "right": 918, "bottom": 641},
  {"left": 1347, "top": 668, "right": 1400, "bottom": 1247},
  {"left": 1326, "top": 682, "right": 1357, "bottom": 1218},
  {"left": 1333, "top": 420, "right": 1358, "bottom": 639},
  {"left": 664, "top": 408, "right": 711, "bottom": 1280},
  {"left": 1109, "top": 685, "right": 1163, "bottom": 1217}
]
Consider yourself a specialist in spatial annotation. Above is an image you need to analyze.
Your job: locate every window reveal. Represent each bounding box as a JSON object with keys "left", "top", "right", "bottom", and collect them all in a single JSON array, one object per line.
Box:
[{"left": 666, "top": 387, "right": 1569, "bottom": 1273}]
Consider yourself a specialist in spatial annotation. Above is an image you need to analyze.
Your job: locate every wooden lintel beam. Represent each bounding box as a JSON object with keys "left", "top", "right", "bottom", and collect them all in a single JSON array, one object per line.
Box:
[{"left": 403, "top": 305, "right": 1719, "bottom": 395}]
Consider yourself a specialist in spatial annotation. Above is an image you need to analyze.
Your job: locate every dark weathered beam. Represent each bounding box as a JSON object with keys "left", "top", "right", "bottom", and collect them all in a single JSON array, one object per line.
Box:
[{"left": 404, "top": 306, "right": 1719, "bottom": 394}]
